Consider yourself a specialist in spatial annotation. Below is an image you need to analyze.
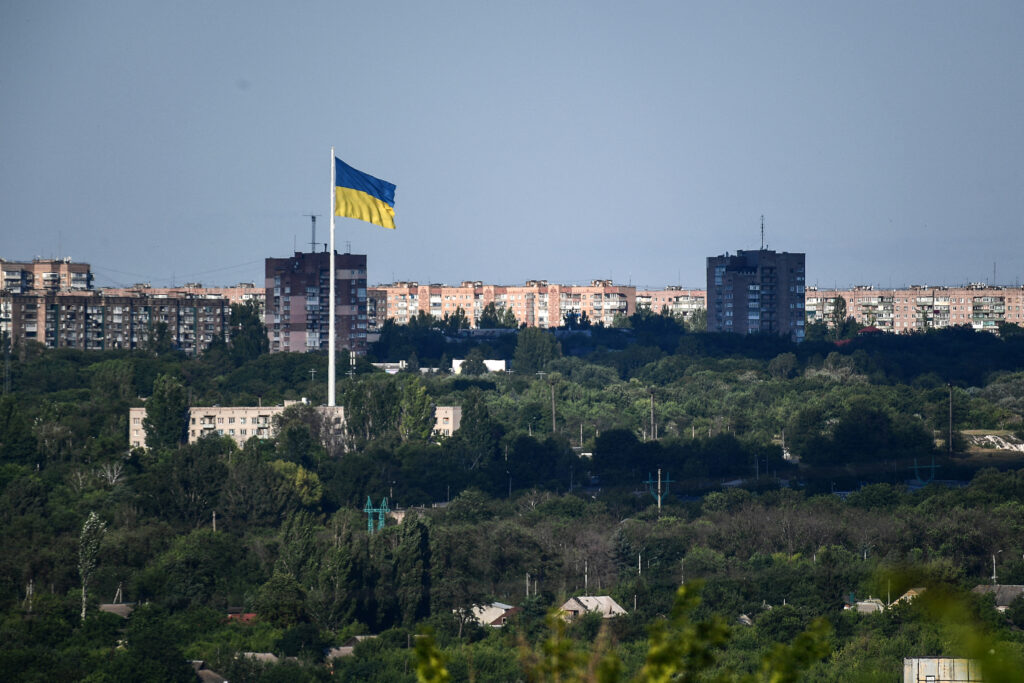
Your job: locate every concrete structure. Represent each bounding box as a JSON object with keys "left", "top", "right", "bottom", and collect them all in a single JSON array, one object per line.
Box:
[
  {"left": 433, "top": 406, "right": 462, "bottom": 437},
  {"left": 129, "top": 400, "right": 345, "bottom": 449},
  {"left": 707, "top": 250, "right": 806, "bottom": 341},
  {"left": 806, "top": 284, "right": 1024, "bottom": 334},
  {"left": 1, "top": 257, "right": 92, "bottom": 293},
  {"left": 558, "top": 595, "right": 627, "bottom": 621},
  {"left": 2, "top": 290, "right": 229, "bottom": 355},
  {"left": 370, "top": 279, "right": 636, "bottom": 329},
  {"left": 265, "top": 251, "right": 368, "bottom": 355},
  {"left": 903, "top": 657, "right": 982, "bottom": 682}
]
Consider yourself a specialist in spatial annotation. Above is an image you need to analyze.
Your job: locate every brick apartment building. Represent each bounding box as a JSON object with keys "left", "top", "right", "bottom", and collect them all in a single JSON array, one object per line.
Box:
[
  {"left": 635, "top": 287, "right": 706, "bottom": 323},
  {"left": 806, "top": 284, "right": 1024, "bottom": 333},
  {"left": 264, "top": 251, "right": 368, "bottom": 354},
  {"left": 1, "top": 258, "right": 230, "bottom": 355},
  {"left": 102, "top": 282, "right": 264, "bottom": 311},
  {"left": 706, "top": 250, "right": 806, "bottom": 341},
  {"left": 370, "top": 279, "right": 636, "bottom": 330},
  {"left": 1, "top": 257, "right": 93, "bottom": 293}
]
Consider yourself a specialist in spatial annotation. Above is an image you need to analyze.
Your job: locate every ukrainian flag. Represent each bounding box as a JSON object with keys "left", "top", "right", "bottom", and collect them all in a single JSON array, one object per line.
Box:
[{"left": 334, "top": 157, "right": 397, "bottom": 229}]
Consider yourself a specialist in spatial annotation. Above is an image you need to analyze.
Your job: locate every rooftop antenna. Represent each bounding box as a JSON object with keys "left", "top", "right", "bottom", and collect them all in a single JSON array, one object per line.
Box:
[
  {"left": 345, "top": 240, "right": 352, "bottom": 254},
  {"left": 760, "top": 215, "right": 765, "bottom": 251},
  {"left": 303, "top": 214, "right": 321, "bottom": 253}
]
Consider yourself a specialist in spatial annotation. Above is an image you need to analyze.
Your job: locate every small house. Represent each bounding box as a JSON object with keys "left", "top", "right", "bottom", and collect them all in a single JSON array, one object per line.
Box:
[{"left": 559, "top": 596, "right": 627, "bottom": 621}]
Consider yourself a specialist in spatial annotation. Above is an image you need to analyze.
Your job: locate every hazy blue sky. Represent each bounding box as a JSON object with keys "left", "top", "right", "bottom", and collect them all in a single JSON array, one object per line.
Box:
[{"left": 2, "top": 1, "right": 1022, "bottom": 290}]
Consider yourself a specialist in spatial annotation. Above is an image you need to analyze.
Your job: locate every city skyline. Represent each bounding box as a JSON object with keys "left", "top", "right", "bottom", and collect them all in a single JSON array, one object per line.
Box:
[{"left": 2, "top": 2, "right": 1023, "bottom": 291}]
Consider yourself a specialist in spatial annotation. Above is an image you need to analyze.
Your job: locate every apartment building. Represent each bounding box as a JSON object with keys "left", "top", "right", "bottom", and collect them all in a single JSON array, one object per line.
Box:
[
  {"left": 707, "top": 250, "right": 806, "bottom": 341},
  {"left": 102, "top": 282, "right": 264, "bottom": 311},
  {"left": 265, "top": 251, "right": 368, "bottom": 354},
  {"left": 806, "top": 284, "right": 1024, "bottom": 333},
  {"left": 433, "top": 405, "right": 462, "bottom": 437},
  {"left": 1, "top": 257, "right": 92, "bottom": 293},
  {"left": 370, "top": 280, "right": 636, "bottom": 329},
  {"left": 1, "top": 290, "right": 229, "bottom": 355},
  {"left": 636, "top": 287, "right": 706, "bottom": 322},
  {"left": 129, "top": 401, "right": 345, "bottom": 449}
]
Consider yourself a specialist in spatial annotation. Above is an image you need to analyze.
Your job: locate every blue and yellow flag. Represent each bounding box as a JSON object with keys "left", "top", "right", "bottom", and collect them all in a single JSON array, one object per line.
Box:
[{"left": 334, "top": 157, "right": 397, "bottom": 229}]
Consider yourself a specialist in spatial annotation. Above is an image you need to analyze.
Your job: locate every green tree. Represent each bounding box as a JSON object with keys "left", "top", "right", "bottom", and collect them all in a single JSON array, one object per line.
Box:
[
  {"left": 256, "top": 571, "right": 307, "bottom": 627},
  {"left": 79, "top": 511, "right": 107, "bottom": 622},
  {"left": 143, "top": 321, "right": 175, "bottom": 356},
  {"left": 513, "top": 327, "right": 561, "bottom": 374},
  {"left": 459, "top": 348, "right": 488, "bottom": 376},
  {"left": 142, "top": 373, "right": 187, "bottom": 451},
  {"left": 395, "top": 518, "right": 432, "bottom": 627},
  {"left": 399, "top": 377, "right": 434, "bottom": 442},
  {"left": 89, "top": 604, "right": 195, "bottom": 682},
  {"left": 1007, "top": 593, "right": 1024, "bottom": 629},
  {"left": 440, "top": 307, "right": 470, "bottom": 335},
  {"left": 479, "top": 302, "right": 517, "bottom": 329},
  {"left": 229, "top": 300, "right": 269, "bottom": 365},
  {"left": 686, "top": 308, "right": 708, "bottom": 332},
  {"left": 0, "top": 394, "right": 35, "bottom": 463},
  {"left": 768, "top": 352, "right": 798, "bottom": 379}
]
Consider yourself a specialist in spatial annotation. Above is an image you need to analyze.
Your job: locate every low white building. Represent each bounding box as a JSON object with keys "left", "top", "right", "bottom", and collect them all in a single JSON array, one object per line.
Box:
[
  {"left": 452, "top": 358, "right": 506, "bottom": 374},
  {"left": 129, "top": 399, "right": 344, "bottom": 449},
  {"left": 903, "top": 657, "right": 982, "bottom": 682},
  {"left": 433, "top": 406, "right": 462, "bottom": 437}
]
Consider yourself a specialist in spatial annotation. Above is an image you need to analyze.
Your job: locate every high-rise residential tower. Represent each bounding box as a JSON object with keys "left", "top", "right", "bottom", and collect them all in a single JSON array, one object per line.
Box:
[
  {"left": 264, "top": 251, "right": 367, "bottom": 354},
  {"left": 706, "top": 250, "right": 806, "bottom": 341}
]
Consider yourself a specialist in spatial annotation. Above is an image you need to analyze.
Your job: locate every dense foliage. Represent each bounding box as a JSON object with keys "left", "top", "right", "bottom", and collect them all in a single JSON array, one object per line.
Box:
[{"left": 2, "top": 315, "right": 1024, "bottom": 681}]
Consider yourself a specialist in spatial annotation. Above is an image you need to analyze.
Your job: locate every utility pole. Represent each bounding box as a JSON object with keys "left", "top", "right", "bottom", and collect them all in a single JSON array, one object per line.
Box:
[
  {"left": 643, "top": 469, "right": 673, "bottom": 512},
  {"left": 550, "top": 381, "right": 556, "bottom": 433},
  {"left": 2, "top": 332, "right": 10, "bottom": 395},
  {"left": 650, "top": 391, "right": 655, "bottom": 441},
  {"left": 948, "top": 384, "right": 953, "bottom": 454}
]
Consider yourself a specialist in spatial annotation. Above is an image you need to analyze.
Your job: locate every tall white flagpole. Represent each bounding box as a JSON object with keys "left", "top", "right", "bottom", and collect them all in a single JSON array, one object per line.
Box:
[{"left": 328, "top": 147, "right": 336, "bottom": 407}]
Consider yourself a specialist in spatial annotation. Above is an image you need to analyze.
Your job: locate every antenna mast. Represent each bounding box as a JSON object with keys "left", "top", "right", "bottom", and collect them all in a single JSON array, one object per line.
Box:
[
  {"left": 760, "top": 215, "right": 765, "bottom": 251},
  {"left": 303, "top": 214, "right": 321, "bottom": 253}
]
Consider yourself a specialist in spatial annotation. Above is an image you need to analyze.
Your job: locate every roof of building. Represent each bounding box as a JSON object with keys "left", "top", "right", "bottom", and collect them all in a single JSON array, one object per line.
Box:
[
  {"left": 190, "top": 661, "right": 227, "bottom": 683},
  {"left": 892, "top": 587, "right": 927, "bottom": 605},
  {"left": 241, "top": 652, "right": 280, "bottom": 663},
  {"left": 971, "top": 584, "right": 1024, "bottom": 607},
  {"left": 98, "top": 603, "right": 135, "bottom": 618},
  {"left": 464, "top": 602, "right": 518, "bottom": 626},
  {"left": 560, "top": 595, "right": 627, "bottom": 618},
  {"left": 845, "top": 597, "right": 885, "bottom": 613}
]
